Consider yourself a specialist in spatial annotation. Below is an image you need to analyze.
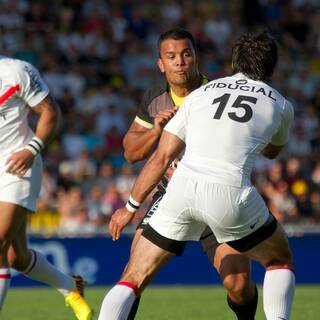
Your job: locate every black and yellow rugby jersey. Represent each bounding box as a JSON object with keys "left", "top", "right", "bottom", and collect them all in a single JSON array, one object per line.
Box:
[{"left": 134, "top": 75, "right": 209, "bottom": 128}]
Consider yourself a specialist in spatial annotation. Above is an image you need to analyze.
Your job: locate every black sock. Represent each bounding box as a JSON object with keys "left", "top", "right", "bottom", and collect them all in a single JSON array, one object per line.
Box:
[
  {"left": 127, "top": 296, "right": 141, "bottom": 320},
  {"left": 227, "top": 285, "right": 258, "bottom": 320}
]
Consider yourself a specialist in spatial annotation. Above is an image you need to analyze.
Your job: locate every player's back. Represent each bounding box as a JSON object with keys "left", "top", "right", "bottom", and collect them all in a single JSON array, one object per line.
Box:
[{"left": 176, "top": 73, "right": 291, "bottom": 187}]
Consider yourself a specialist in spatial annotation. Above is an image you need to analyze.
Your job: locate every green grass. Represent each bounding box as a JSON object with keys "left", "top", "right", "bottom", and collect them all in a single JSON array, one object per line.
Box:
[{"left": 2, "top": 285, "right": 320, "bottom": 319}]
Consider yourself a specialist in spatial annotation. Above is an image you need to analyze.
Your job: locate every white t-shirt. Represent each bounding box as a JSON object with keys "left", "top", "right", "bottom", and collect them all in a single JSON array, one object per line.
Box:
[
  {"left": 165, "top": 73, "right": 294, "bottom": 187},
  {"left": 0, "top": 56, "right": 49, "bottom": 161}
]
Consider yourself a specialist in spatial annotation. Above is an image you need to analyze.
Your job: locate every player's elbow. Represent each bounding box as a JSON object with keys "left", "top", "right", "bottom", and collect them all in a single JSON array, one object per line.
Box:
[
  {"left": 123, "top": 150, "right": 138, "bottom": 164},
  {"left": 261, "top": 144, "right": 283, "bottom": 159},
  {"left": 262, "top": 150, "right": 278, "bottom": 159}
]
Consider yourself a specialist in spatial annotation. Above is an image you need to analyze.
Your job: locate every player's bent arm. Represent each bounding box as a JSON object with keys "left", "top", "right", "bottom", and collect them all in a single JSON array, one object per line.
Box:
[
  {"left": 123, "top": 121, "right": 161, "bottom": 163},
  {"left": 5, "top": 96, "right": 61, "bottom": 176},
  {"left": 261, "top": 100, "right": 294, "bottom": 160},
  {"left": 32, "top": 95, "right": 61, "bottom": 144},
  {"left": 130, "top": 131, "right": 185, "bottom": 203}
]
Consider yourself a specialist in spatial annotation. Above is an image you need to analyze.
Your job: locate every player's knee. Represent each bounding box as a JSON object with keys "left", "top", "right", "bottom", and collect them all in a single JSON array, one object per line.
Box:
[
  {"left": 0, "top": 238, "right": 11, "bottom": 256},
  {"left": 8, "top": 249, "right": 29, "bottom": 271},
  {"left": 122, "top": 268, "right": 153, "bottom": 292},
  {"left": 264, "top": 247, "right": 293, "bottom": 269}
]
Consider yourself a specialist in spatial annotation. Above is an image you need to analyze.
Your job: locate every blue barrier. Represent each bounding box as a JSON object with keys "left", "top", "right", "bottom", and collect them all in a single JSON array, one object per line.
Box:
[{"left": 11, "top": 234, "right": 320, "bottom": 286}]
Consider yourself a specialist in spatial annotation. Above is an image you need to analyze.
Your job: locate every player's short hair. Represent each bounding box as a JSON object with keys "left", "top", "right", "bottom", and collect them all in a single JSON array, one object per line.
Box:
[
  {"left": 158, "top": 27, "right": 196, "bottom": 54},
  {"left": 232, "top": 31, "right": 278, "bottom": 81}
]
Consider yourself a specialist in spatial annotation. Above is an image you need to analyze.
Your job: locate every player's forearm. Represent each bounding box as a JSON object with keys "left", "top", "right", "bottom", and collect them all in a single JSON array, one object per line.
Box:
[
  {"left": 131, "top": 150, "right": 172, "bottom": 203},
  {"left": 123, "top": 129, "right": 161, "bottom": 163},
  {"left": 34, "top": 96, "right": 61, "bottom": 145}
]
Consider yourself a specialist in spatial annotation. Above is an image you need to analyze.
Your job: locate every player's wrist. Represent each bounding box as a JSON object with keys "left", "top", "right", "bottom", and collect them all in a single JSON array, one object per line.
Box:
[
  {"left": 25, "top": 136, "right": 45, "bottom": 156},
  {"left": 151, "top": 126, "right": 163, "bottom": 137},
  {"left": 125, "top": 195, "right": 141, "bottom": 213}
]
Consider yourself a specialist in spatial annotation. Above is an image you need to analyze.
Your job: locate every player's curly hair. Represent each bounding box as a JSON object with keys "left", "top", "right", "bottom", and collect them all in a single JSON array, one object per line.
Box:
[
  {"left": 158, "top": 27, "right": 196, "bottom": 54},
  {"left": 232, "top": 31, "right": 278, "bottom": 81}
]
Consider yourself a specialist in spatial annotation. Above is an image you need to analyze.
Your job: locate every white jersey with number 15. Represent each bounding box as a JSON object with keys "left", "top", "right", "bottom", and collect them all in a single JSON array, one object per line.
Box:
[{"left": 165, "top": 73, "right": 294, "bottom": 187}]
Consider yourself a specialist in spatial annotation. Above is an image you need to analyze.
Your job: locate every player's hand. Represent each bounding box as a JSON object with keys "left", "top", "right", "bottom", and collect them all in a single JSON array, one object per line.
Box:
[
  {"left": 153, "top": 107, "right": 178, "bottom": 134},
  {"left": 109, "top": 207, "right": 135, "bottom": 240},
  {"left": 6, "top": 149, "right": 35, "bottom": 177}
]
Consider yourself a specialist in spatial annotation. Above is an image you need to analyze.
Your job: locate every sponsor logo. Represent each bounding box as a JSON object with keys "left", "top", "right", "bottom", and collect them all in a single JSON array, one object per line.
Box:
[{"left": 250, "top": 222, "right": 257, "bottom": 229}]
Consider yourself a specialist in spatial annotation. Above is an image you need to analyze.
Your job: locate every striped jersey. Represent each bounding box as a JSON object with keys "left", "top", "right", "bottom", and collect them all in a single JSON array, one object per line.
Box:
[
  {"left": 134, "top": 76, "right": 209, "bottom": 128},
  {"left": 0, "top": 56, "right": 49, "bottom": 161}
]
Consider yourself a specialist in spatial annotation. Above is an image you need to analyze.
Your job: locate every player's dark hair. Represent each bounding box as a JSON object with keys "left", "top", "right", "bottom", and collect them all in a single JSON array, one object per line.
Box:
[
  {"left": 232, "top": 31, "right": 278, "bottom": 81},
  {"left": 158, "top": 27, "right": 196, "bottom": 54}
]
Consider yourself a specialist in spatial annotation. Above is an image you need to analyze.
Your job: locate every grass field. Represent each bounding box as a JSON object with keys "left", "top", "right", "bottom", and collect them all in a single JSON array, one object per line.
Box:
[{"left": 2, "top": 285, "right": 320, "bottom": 319}]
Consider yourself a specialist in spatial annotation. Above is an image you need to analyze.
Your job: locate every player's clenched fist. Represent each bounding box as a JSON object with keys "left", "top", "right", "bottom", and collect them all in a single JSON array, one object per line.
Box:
[{"left": 153, "top": 107, "right": 178, "bottom": 134}]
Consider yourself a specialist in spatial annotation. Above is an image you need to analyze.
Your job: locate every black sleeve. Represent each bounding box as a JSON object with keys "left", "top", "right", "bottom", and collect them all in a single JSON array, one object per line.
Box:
[{"left": 135, "top": 89, "right": 154, "bottom": 126}]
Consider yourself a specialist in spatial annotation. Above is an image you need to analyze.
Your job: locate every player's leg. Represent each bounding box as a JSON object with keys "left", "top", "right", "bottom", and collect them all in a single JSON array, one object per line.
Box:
[
  {"left": 125, "top": 228, "right": 142, "bottom": 320},
  {"left": 7, "top": 215, "right": 92, "bottom": 320},
  {"left": 201, "top": 230, "right": 257, "bottom": 320},
  {"left": 0, "top": 202, "right": 27, "bottom": 310},
  {"left": 227, "top": 217, "right": 294, "bottom": 320},
  {"left": 98, "top": 234, "right": 174, "bottom": 320},
  {"left": 125, "top": 191, "right": 165, "bottom": 319}
]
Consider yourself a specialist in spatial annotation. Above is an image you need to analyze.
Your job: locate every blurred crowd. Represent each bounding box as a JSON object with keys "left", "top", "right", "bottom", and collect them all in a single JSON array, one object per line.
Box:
[{"left": 1, "top": 0, "right": 320, "bottom": 235}]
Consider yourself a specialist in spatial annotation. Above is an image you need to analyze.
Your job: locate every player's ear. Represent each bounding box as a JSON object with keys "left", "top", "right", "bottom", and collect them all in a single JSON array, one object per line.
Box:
[{"left": 158, "top": 58, "right": 165, "bottom": 73}]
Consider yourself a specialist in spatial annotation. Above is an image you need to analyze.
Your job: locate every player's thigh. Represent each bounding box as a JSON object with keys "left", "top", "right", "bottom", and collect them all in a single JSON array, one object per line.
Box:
[
  {"left": 0, "top": 155, "right": 42, "bottom": 213},
  {"left": 244, "top": 223, "right": 292, "bottom": 268},
  {"left": 133, "top": 191, "right": 165, "bottom": 253},
  {"left": 123, "top": 235, "right": 174, "bottom": 291},
  {"left": 0, "top": 202, "right": 28, "bottom": 243}
]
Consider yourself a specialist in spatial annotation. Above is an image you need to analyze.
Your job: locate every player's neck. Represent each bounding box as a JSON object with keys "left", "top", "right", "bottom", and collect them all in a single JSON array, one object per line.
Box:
[{"left": 170, "top": 72, "right": 202, "bottom": 97}]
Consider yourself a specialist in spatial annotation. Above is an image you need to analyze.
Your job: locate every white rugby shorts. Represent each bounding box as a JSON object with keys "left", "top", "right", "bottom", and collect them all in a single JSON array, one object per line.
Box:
[
  {"left": 148, "top": 174, "right": 269, "bottom": 244},
  {"left": 0, "top": 155, "right": 42, "bottom": 212}
]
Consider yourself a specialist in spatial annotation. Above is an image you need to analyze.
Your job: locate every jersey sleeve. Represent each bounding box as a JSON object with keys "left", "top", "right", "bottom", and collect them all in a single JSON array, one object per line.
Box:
[
  {"left": 14, "top": 61, "right": 50, "bottom": 107},
  {"left": 271, "top": 100, "right": 294, "bottom": 146},
  {"left": 164, "top": 96, "right": 191, "bottom": 142},
  {"left": 134, "top": 90, "right": 154, "bottom": 129}
]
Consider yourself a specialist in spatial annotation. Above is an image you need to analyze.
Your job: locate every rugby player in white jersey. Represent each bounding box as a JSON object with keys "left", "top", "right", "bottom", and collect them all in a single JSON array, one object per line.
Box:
[
  {"left": 0, "top": 56, "right": 92, "bottom": 320},
  {"left": 114, "top": 28, "right": 258, "bottom": 320},
  {"left": 99, "top": 31, "right": 295, "bottom": 320}
]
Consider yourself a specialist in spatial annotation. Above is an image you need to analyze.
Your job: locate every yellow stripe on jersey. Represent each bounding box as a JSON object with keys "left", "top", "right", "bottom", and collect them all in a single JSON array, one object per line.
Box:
[
  {"left": 134, "top": 116, "right": 154, "bottom": 128},
  {"left": 170, "top": 76, "right": 209, "bottom": 107},
  {"left": 170, "top": 88, "right": 185, "bottom": 107}
]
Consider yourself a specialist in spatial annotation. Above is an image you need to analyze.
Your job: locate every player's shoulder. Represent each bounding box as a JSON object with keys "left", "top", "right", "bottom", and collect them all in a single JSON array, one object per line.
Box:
[
  {"left": 142, "top": 79, "right": 169, "bottom": 104},
  {"left": 0, "top": 55, "right": 29, "bottom": 69},
  {"left": 0, "top": 55, "right": 35, "bottom": 79}
]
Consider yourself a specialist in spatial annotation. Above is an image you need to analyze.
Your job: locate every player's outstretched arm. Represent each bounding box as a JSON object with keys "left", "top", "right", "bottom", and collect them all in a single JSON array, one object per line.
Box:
[
  {"left": 109, "top": 131, "right": 184, "bottom": 240},
  {"left": 123, "top": 108, "right": 177, "bottom": 163}
]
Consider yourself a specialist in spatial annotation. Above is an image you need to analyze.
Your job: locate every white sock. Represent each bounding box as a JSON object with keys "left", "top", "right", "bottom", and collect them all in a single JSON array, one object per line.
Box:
[
  {"left": 0, "top": 268, "right": 11, "bottom": 311},
  {"left": 98, "top": 281, "right": 138, "bottom": 320},
  {"left": 263, "top": 268, "right": 295, "bottom": 320},
  {"left": 23, "top": 249, "right": 74, "bottom": 296}
]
